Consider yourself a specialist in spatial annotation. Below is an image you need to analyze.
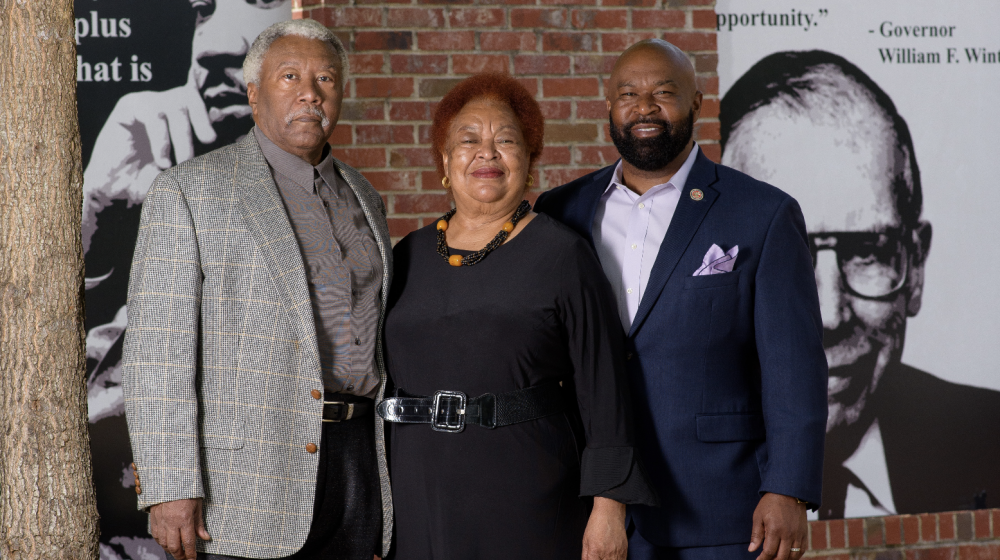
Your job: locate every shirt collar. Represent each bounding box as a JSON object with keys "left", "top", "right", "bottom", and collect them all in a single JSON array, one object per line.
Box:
[
  {"left": 605, "top": 142, "right": 701, "bottom": 198},
  {"left": 842, "top": 419, "right": 897, "bottom": 516},
  {"left": 254, "top": 126, "right": 334, "bottom": 194}
]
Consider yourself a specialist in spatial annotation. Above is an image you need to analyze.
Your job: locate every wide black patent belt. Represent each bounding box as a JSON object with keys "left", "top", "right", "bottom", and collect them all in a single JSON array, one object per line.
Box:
[{"left": 376, "top": 382, "right": 564, "bottom": 433}]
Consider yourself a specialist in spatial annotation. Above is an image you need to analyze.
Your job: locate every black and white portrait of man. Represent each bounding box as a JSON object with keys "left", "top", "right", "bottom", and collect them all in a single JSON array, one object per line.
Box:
[
  {"left": 79, "top": 1, "right": 290, "bottom": 557},
  {"left": 720, "top": 50, "right": 1000, "bottom": 519}
]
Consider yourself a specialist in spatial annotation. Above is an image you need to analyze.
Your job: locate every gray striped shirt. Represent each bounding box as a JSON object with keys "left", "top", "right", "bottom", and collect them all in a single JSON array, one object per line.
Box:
[{"left": 254, "top": 127, "right": 382, "bottom": 398}]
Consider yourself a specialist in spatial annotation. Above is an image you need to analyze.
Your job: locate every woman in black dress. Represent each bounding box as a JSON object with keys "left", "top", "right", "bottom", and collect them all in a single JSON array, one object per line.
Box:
[{"left": 380, "top": 73, "right": 656, "bottom": 560}]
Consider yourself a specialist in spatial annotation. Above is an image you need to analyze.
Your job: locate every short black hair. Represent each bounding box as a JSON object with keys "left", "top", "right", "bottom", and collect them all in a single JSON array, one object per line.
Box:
[{"left": 720, "top": 50, "right": 922, "bottom": 226}]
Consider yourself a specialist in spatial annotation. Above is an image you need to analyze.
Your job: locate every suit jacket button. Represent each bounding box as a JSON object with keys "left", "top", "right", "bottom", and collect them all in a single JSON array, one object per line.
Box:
[
  {"left": 311, "top": 389, "right": 322, "bottom": 400},
  {"left": 306, "top": 443, "right": 318, "bottom": 453},
  {"left": 627, "top": 352, "right": 634, "bottom": 361}
]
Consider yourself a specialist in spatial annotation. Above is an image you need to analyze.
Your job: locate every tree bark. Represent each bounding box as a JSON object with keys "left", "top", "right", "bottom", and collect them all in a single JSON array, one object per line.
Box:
[{"left": 0, "top": 0, "right": 101, "bottom": 558}]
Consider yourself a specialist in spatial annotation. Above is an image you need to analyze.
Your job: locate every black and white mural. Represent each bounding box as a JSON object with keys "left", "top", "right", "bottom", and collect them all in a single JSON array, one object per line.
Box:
[
  {"left": 717, "top": 0, "right": 1000, "bottom": 519},
  {"left": 77, "top": 1, "right": 291, "bottom": 557}
]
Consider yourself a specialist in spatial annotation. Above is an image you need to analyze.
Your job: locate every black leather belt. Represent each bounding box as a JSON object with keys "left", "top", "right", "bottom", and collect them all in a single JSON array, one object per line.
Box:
[
  {"left": 376, "top": 383, "right": 564, "bottom": 433},
  {"left": 323, "top": 397, "right": 372, "bottom": 422}
]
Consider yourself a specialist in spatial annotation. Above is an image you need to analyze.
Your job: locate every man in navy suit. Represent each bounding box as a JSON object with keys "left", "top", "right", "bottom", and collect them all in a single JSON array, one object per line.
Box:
[{"left": 535, "top": 40, "right": 828, "bottom": 560}]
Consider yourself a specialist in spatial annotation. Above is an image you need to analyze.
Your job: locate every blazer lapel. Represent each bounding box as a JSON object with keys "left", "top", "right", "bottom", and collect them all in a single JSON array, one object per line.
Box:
[
  {"left": 578, "top": 164, "right": 618, "bottom": 247},
  {"left": 234, "top": 133, "right": 317, "bottom": 350},
  {"left": 628, "top": 151, "right": 720, "bottom": 337}
]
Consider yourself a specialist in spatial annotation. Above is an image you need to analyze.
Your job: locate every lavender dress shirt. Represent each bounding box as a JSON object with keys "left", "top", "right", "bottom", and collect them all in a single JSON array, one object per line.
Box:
[{"left": 593, "top": 144, "right": 700, "bottom": 329}]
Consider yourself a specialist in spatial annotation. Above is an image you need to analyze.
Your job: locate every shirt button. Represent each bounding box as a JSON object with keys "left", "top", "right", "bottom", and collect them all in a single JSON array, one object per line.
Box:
[
  {"left": 347, "top": 385, "right": 355, "bottom": 391},
  {"left": 311, "top": 389, "right": 322, "bottom": 400},
  {"left": 306, "top": 443, "right": 318, "bottom": 453},
  {"left": 638, "top": 203, "right": 645, "bottom": 209},
  {"left": 631, "top": 244, "right": 637, "bottom": 250},
  {"left": 354, "top": 337, "right": 361, "bottom": 345},
  {"left": 626, "top": 288, "right": 633, "bottom": 294}
]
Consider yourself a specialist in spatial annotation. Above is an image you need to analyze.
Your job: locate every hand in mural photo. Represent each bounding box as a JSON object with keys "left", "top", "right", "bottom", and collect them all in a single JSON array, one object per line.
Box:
[
  {"left": 82, "top": 0, "right": 291, "bottom": 255},
  {"left": 81, "top": 69, "right": 217, "bottom": 254}
]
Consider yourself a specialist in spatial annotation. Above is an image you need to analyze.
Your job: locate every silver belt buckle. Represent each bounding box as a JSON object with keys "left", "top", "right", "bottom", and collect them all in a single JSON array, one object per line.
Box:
[
  {"left": 431, "top": 390, "right": 467, "bottom": 433},
  {"left": 322, "top": 401, "right": 354, "bottom": 422}
]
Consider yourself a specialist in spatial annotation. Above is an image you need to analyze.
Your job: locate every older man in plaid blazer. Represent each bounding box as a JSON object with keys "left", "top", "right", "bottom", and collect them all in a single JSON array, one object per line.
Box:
[{"left": 123, "top": 20, "right": 392, "bottom": 560}]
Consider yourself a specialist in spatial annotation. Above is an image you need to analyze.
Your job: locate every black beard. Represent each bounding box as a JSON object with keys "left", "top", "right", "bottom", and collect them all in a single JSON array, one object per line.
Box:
[{"left": 609, "top": 110, "right": 695, "bottom": 172}]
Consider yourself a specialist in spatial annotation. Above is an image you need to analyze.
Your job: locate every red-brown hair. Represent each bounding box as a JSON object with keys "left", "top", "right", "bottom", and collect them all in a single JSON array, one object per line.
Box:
[{"left": 430, "top": 73, "right": 545, "bottom": 177}]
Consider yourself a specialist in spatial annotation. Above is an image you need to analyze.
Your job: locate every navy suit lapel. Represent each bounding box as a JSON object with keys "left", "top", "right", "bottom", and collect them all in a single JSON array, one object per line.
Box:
[
  {"left": 628, "top": 151, "right": 720, "bottom": 337},
  {"left": 578, "top": 164, "right": 617, "bottom": 247}
]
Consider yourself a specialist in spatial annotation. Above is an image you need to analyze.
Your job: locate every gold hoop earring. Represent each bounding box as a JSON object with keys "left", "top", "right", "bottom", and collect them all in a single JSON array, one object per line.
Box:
[
  {"left": 525, "top": 175, "right": 534, "bottom": 188},
  {"left": 441, "top": 177, "right": 451, "bottom": 189}
]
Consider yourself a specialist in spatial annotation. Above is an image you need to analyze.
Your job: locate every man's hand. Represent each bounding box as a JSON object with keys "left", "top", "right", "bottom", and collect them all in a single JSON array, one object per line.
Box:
[
  {"left": 748, "top": 493, "right": 807, "bottom": 560},
  {"left": 150, "top": 497, "right": 211, "bottom": 560},
  {"left": 82, "top": 71, "right": 218, "bottom": 253},
  {"left": 582, "top": 497, "right": 628, "bottom": 560}
]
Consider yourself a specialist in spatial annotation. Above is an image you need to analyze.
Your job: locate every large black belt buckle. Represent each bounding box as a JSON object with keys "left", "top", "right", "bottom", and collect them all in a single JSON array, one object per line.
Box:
[{"left": 431, "top": 390, "right": 467, "bottom": 433}]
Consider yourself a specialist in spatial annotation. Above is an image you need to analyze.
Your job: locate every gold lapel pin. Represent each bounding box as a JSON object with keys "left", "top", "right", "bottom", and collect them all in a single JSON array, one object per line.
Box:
[{"left": 690, "top": 189, "right": 704, "bottom": 201}]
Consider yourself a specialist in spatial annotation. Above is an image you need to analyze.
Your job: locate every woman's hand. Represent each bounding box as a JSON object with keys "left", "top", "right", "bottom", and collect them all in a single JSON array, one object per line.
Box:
[{"left": 582, "top": 497, "right": 628, "bottom": 560}]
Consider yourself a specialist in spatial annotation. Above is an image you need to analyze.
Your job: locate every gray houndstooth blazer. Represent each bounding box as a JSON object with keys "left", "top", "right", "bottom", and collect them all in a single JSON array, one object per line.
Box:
[{"left": 122, "top": 130, "right": 394, "bottom": 558}]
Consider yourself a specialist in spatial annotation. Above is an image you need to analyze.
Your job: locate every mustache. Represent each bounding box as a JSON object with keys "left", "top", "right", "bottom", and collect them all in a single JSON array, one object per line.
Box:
[
  {"left": 286, "top": 106, "right": 330, "bottom": 128},
  {"left": 622, "top": 117, "right": 672, "bottom": 135}
]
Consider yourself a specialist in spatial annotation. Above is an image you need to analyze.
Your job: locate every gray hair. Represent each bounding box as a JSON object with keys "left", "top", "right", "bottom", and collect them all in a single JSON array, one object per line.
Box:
[{"left": 243, "top": 19, "right": 349, "bottom": 88}]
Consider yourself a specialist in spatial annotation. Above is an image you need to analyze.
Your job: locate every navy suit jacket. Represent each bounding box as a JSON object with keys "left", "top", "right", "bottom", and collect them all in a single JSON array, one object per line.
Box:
[{"left": 535, "top": 150, "right": 828, "bottom": 548}]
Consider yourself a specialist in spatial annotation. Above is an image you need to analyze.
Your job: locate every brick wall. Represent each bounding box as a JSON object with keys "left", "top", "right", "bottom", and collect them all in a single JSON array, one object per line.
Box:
[
  {"left": 806, "top": 509, "right": 1000, "bottom": 559},
  {"left": 291, "top": 0, "right": 719, "bottom": 240}
]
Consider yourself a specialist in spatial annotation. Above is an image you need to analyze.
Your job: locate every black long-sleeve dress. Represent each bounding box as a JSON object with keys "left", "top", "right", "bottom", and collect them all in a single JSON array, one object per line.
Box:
[{"left": 384, "top": 213, "right": 656, "bottom": 560}]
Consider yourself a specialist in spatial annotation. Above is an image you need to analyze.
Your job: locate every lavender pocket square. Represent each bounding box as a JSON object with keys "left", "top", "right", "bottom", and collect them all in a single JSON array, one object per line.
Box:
[{"left": 694, "top": 244, "right": 738, "bottom": 276}]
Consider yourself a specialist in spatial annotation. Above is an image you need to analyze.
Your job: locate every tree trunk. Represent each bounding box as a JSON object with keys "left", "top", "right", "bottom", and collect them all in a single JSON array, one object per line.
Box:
[{"left": 0, "top": 0, "right": 101, "bottom": 558}]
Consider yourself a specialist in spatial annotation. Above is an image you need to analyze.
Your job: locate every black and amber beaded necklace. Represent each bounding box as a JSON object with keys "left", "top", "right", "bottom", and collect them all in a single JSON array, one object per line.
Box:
[{"left": 436, "top": 200, "right": 532, "bottom": 267}]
